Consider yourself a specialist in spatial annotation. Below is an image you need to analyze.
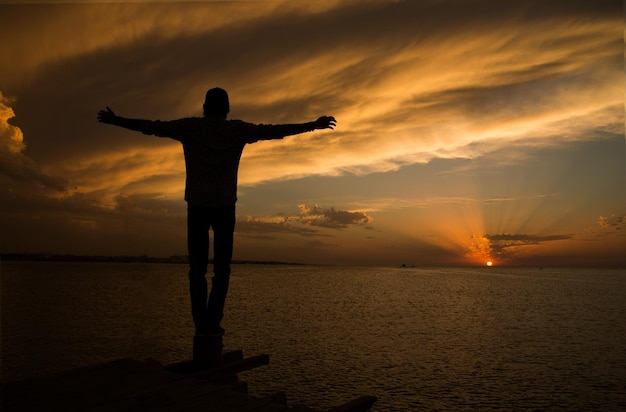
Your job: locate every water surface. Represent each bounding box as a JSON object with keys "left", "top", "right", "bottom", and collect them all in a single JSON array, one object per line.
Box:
[{"left": 2, "top": 262, "right": 625, "bottom": 410}]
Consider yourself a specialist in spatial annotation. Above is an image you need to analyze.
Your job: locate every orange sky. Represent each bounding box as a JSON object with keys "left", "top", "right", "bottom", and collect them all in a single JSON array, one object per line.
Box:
[{"left": 1, "top": 0, "right": 624, "bottom": 266}]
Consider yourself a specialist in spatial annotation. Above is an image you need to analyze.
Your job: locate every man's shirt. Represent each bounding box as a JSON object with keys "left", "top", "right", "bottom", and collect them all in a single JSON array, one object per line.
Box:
[{"left": 144, "top": 117, "right": 284, "bottom": 207}]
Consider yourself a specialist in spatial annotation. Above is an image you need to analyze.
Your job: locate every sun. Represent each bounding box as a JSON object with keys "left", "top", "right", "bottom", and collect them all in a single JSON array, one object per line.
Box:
[{"left": 486, "top": 260, "right": 493, "bottom": 267}]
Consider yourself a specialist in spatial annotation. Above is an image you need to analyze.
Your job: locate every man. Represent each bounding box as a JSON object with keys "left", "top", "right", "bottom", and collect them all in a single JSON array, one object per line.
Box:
[{"left": 98, "top": 87, "right": 336, "bottom": 336}]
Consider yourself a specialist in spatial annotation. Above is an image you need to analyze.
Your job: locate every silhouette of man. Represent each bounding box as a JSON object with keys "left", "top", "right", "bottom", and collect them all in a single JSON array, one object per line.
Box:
[{"left": 98, "top": 87, "right": 336, "bottom": 336}]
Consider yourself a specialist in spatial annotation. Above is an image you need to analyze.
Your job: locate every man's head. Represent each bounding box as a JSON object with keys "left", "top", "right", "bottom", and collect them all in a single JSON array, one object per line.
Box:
[{"left": 203, "top": 87, "right": 230, "bottom": 118}]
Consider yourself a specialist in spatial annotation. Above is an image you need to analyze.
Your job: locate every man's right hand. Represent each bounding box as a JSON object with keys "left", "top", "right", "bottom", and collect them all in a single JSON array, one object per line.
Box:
[{"left": 97, "top": 107, "right": 117, "bottom": 124}]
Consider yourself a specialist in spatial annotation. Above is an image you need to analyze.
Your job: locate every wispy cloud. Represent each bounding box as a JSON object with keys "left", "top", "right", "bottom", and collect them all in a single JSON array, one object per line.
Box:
[
  {"left": 5, "top": 0, "right": 621, "bottom": 192},
  {"left": 57, "top": 144, "right": 186, "bottom": 207}
]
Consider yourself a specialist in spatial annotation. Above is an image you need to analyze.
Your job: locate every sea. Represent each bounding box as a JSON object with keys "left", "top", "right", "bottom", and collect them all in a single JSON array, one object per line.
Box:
[{"left": 1, "top": 261, "right": 625, "bottom": 411}]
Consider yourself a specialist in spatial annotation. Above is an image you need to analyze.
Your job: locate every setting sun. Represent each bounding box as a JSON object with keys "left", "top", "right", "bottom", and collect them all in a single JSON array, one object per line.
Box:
[{"left": 486, "top": 261, "right": 493, "bottom": 266}]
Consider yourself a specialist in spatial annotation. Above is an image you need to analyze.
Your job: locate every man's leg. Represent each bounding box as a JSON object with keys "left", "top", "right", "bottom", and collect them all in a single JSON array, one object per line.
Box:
[
  {"left": 206, "top": 205, "right": 235, "bottom": 332},
  {"left": 187, "top": 205, "right": 210, "bottom": 335}
]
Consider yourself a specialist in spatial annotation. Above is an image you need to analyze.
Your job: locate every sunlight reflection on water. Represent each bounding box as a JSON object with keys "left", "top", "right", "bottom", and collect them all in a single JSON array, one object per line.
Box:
[{"left": 2, "top": 263, "right": 625, "bottom": 410}]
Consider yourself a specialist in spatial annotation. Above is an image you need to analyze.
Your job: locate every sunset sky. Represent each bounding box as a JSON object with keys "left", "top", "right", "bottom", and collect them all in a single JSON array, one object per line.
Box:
[{"left": 1, "top": 0, "right": 624, "bottom": 266}]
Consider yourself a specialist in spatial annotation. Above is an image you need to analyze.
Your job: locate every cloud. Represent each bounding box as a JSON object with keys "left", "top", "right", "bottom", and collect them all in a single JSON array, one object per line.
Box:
[
  {"left": 0, "top": 186, "right": 189, "bottom": 256},
  {"left": 298, "top": 204, "right": 373, "bottom": 229},
  {"left": 234, "top": 204, "right": 373, "bottom": 239},
  {"left": 598, "top": 214, "right": 624, "bottom": 230},
  {"left": 0, "top": 92, "right": 66, "bottom": 191},
  {"left": 305, "top": 239, "right": 334, "bottom": 249},
  {"left": 479, "top": 233, "right": 574, "bottom": 262},
  {"left": 236, "top": 215, "right": 323, "bottom": 240},
  {"left": 56, "top": 143, "right": 186, "bottom": 208},
  {"left": 0, "top": 1, "right": 352, "bottom": 87},
  {"left": 0, "top": 94, "right": 23, "bottom": 153},
  {"left": 485, "top": 233, "right": 573, "bottom": 244}
]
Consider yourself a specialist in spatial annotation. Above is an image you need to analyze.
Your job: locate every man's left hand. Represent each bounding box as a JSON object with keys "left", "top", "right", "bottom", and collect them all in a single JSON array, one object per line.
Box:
[{"left": 314, "top": 116, "right": 337, "bottom": 130}]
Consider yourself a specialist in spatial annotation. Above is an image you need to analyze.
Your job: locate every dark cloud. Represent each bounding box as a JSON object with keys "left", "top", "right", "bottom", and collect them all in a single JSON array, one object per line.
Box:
[
  {"left": 0, "top": 185, "right": 187, "bottom": 256},
  {"left": 0, "top": 92, "right": 66, "bottom": 191},
  {"left": 482, "top": 233, "right": 573, "bottom": 263},
  {"left": 0, "top": 147, "right": 67, "bottom": 191},
  {"left": 298, "top": 204, "right": 373, "bottom": 229},
  {"left": 485, "top": 233, "right": 573, "bottom": 243},
  {"left": 236, "top": 216, "right": 323, "bottom": 239},
  {"left": 305, "top": 239, "right": 334, "bottom": 249},
  {"left": 235, "top": 204, "right": 374, "bottom": 239}
]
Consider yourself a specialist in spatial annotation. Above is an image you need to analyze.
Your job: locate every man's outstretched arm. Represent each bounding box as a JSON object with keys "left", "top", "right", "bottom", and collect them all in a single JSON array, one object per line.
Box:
[
  {"left": 258, "top": 116, "right": 337, "bottom": 140},
  {"left": 97, "top": 107, "right": 155, "bottom": 134}
]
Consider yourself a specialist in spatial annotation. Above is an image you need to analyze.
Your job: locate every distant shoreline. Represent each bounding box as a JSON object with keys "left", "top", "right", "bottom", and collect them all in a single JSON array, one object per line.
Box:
[
  {"left": 0, "top": 253, "right": 305, "bottom": 266},
  {"left": 3, "top": 254, "right": 623, "bottom": 268}
]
